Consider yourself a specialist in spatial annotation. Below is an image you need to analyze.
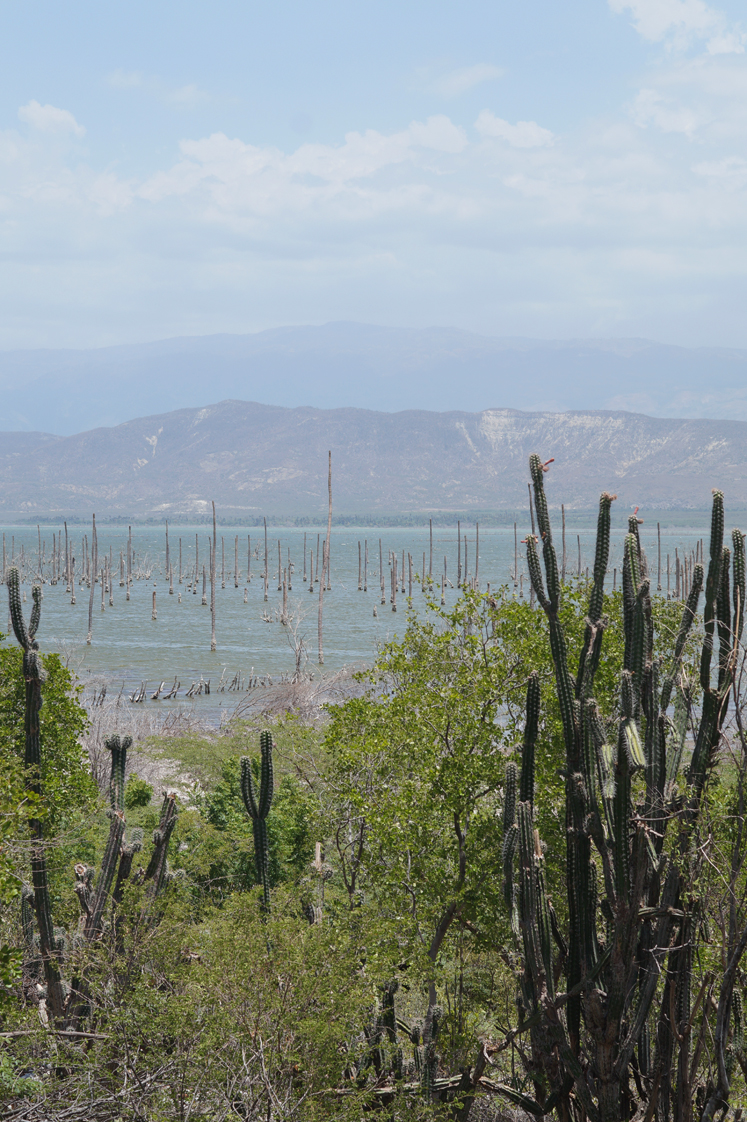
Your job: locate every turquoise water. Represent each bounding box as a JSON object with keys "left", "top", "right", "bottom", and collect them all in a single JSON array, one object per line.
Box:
[{"left": 0, "top": 521, "right": 716, "bottom": 701}]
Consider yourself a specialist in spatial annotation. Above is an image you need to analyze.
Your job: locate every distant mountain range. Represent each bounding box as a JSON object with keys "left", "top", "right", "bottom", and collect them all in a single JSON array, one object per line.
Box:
[
  {"left": 1, "top": 400, "right": 746, "bottom": 520},
  {"left": 3, "top": 323, "right": 747, "bottom": 435}
]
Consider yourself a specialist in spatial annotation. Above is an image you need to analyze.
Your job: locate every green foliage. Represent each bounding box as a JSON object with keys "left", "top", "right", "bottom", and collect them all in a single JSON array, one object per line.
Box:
[
  {"left": 189, "top": 755, "right": 316, "bottom": 896},
  {"left": 124, "top": 773, "right": 153, "bottom": 809},
  {"left": 0, "top": 1050, "right": 41, "bottom": 1100},
  {"left": 0, "top": 647, "right": 94, "bottom": 830}
]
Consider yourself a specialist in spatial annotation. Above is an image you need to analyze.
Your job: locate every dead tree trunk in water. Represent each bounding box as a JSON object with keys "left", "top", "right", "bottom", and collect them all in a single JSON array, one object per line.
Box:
[
  {"left": 210, "top": 502, "right": 217, "bottom": 651},
  {"left": 318, "top": 450, "right": 332, "bottom": 665},
  {"left": 263, "top": 518, "right": 268, "bottom": 602},
  {"left": 457, "top": 520, "right": 461, "bottom": 587},
  {"left": 475, "top": 522, "right": 479, "bottom": 588},
  {"left": 87, "top": 514, "right": 97, "bottom": 645}
]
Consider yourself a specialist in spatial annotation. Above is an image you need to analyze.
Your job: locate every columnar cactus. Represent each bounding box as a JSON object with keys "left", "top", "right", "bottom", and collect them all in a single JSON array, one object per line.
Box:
[
  {"left": 240, "top": 731, "right": 274, "bottom": 911},
  {"left": 9, "top": 566, "right": 66, "bottom": 1023},
  {"left": 500, "top": 460, "right": 745, "bottom": 1121},
  {"left": 107, "top": 733, "right": 131, "bottom": 812}
]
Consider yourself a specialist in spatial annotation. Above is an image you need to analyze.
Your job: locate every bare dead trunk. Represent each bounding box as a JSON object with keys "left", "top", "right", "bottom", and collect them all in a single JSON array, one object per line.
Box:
[
  {"left": 317, "top": 451, "right": 332, "bottom": 664},
  {"left": 210, "top": 502, "right": 217, "bottom": 651},
  {"left": 457, "top": 519, "right": 461, "bottom": 587},
  {"left": 475, "top": 521, "right": 479, "bottom": 588},
  {"left": 87, "top": 514, "right": 97, "bottom": 644}
]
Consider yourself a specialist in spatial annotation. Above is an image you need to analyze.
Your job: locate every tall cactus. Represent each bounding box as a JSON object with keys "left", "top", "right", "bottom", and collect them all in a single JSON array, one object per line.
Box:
[
  {"left": 9, "top": 566, "right": 66, "bottom": 1023},
  {"left": 240, "top": 730, "right": 275, "bottom": 911},
  {"left": 501, "top": 460, "right": 743, "bottom": 1122}
]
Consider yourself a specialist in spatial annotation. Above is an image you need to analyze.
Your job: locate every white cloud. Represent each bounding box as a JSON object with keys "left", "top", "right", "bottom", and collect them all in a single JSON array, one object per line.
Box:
[
  {"left": 474, "top": 110, "right": 554, "bottom": 147},
  {"left": 609, "top": 0, "right": 745, "bottom": 54},
  {"left": 693, "top": 155, "right": 747, "bottom": 187},
  {"left": 4, "top": 52, "right": 747, "bottom": 349},
  {"left": 165, "top": 84, "right": 208, "bottom": 109},
  {"left": 107, "top": 70, "right": 144, "bottom": 89},
  {"left": 432, "top": 64, "right": 503, "bottom": 98},
  {"left": 633, "top": 88, "right": 701, "bottom": 134},
  {"left": 107, "top": 70, "right": 209, "bottom": 108},
  {"left": 18, "top": 100, "right": 85, "bottom": 137},
  {"left": 408, "top": 115, "right": 468, "bottom": 153}
]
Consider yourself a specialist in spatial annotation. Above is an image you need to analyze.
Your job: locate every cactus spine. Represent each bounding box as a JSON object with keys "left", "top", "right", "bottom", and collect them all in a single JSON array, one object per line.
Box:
[{"left": 240, "top": 730, "right": 275, "bottom": 910}]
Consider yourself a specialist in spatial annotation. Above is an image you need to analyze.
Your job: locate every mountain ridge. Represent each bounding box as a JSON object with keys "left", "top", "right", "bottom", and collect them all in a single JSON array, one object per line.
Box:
[
  {"left": 2, "top": 398, "right": 746, "bottom": 519},
  {"left": 3, "top": 322, "right": 747, "bottom": 435}
]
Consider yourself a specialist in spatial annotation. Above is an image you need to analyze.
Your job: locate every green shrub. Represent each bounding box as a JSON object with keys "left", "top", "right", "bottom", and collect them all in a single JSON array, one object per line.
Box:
[{"left": 124, "top": 774, "right": 154, "bottom": 809}]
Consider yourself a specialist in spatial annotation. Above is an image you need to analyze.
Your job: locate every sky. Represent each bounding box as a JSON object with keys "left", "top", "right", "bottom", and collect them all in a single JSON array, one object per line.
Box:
[{"left": 1, "top": 0, "right": 747, "bottom": 350}]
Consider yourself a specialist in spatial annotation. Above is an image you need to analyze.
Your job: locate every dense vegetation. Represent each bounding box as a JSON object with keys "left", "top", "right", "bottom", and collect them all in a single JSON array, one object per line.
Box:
[{"left": 2, "top": 462, "right": 747, "bottom": 1120}]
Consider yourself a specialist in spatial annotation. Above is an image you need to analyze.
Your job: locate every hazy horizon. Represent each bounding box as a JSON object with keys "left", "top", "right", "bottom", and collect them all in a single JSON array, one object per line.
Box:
[{"left": 2, "top": 1, "right": 747, "bottom": 353}]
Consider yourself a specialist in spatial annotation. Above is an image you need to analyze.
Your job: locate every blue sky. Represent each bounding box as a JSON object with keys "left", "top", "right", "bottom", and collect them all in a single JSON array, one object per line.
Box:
[{"left": 1, "top": 0, "right": 746, "bottom": 349}]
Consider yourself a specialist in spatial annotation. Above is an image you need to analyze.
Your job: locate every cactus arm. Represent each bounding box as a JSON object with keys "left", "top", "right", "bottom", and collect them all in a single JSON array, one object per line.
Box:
[
  {"left": 7, "top": 566, "right": 29, "bottom": 650},
  {"left": 240, "top": 756, "right": 260, "bottom": 819},
  {"left": 503, "top": 823, "right": 519, "bottom": 933},
  {"left": 85, "top": 812, "right": 126, "bottom": 939},
  {"left": 666, "top": 690, "right": 689, "bottom": 794},
  {"left": 28, "top": 583, "right": 42, "bottom": 642},
  {"left": 21, "top": 885, "right": 36, "bottom": 955},
  {"left": 525, "top": 534, "right": 550, "bottom": 612},
  {"left": 700, "top": 490, "right": 725, "bottom": 692},
  {"left": 660, "top": 564, "right": 703, "bottom": 712},
  {"left": 622, "top": 534, "right": 639, "bottom": 673},
  {"left": 733, "top": 530, "right": 745, "bottom": 645},
  {"left": 717, "top": 547, "right": 732, "bottom": 691},
  {"left": 503, "top": 761, "right": 517, "bottom": 836},
  {"left": 112, "top": 828, "right": 143, "bottom": 906},
  {"left": 517, "top": 802, "right": 544, "bottom": 1005},
  {"left": 143, "top": 794, "right": 178, "bottom": 897},
  {"left": 258, "top": 731, "right": 274, "bottom": 819},
  {"left": 576, "top": 492, "right": 615, "bottom": 697},
  {"left": 519, "top": 673, "right": 539, "bottom": 806}
]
